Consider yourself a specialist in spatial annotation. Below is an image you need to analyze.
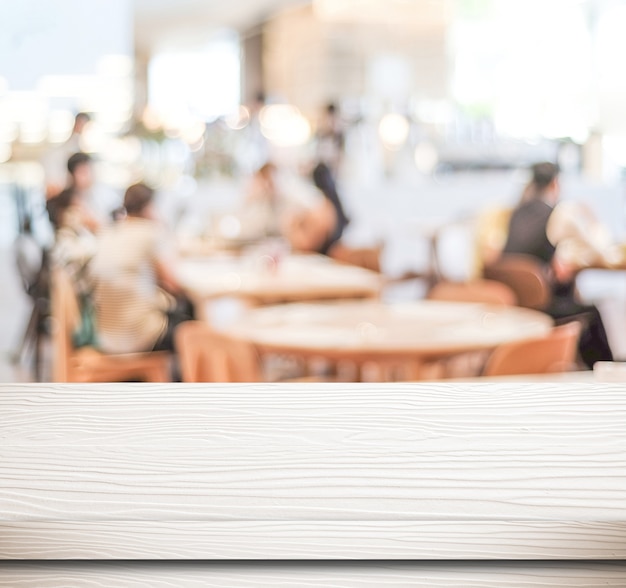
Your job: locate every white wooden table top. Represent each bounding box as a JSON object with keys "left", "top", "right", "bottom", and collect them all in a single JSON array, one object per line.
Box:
[
  {"left": 2, "top": 563, "right": 626, "bottom": 586},
  {"left": 1, "top": 382, "right": 625, "bottom": 560},
  {"left": 176, "top": 253, "right": 382, "bottom": 304},
  {"left": 227, "top": 300, "right": 553, "bottom": 360}
]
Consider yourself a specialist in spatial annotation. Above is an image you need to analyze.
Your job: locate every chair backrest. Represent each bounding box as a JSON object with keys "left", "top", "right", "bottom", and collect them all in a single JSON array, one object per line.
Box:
[
  {"left": 51, "top": 266, "right": 172, "bottom": 383},
  {"left": 175, "top": 320, "right": 262, "bottom": 383},
  {"left": 482, "top": 254, "right": 551, "bottom": 310},
  {"left": 50, "top": 267, "right": 81, "bottom": 382},
  {"left": 482, "top": 321, "right": 581, "bottom": 377},
  {"left": 427, "top": 279, "right": 517, "bottom": 306}
]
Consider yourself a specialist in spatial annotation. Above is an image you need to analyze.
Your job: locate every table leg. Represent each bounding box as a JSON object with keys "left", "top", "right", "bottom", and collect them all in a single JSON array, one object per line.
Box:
[{"left": 404, "top": 359, "right": 425, "bottom": 381}]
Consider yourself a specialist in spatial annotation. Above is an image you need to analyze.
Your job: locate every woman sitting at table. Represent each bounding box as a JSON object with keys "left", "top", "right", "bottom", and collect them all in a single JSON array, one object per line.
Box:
[
  {"left": 282, "top": 162, "right": 349, "bottom": 255},
  {"left": 239, "top": 163, "right": 288, "bottom": 239},
  {"left": 89, "top": 183, "right": 193, "bottom": 354},
  {"left": 239, "top": 163, "right": 336, "bottom": 243},
  {"left": 500, "top": 161, "right": 613, "bottom": 368}
]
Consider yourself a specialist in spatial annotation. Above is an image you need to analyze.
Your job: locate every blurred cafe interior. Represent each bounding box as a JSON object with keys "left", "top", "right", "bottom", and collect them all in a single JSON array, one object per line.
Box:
[{"left": 4, "top": 0, "right": 626, "bottom": 384}]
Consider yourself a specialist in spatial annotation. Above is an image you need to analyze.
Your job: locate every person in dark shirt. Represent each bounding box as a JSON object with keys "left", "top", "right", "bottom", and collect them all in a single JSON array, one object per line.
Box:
[{"left": 502, "top": 162, "right": 613, "bottom": 368}]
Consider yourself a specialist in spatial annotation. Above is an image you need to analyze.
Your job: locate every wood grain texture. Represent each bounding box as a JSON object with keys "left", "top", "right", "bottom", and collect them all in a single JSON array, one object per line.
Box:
[
  {"left": 1, "top": 521, "right": 625, "bottom": 559},
  {"left": 1, "top": 383, "right": 626, "bottom": 559},
  {"left": 1, "top": 563, "right": 626, "bottom": 586}
]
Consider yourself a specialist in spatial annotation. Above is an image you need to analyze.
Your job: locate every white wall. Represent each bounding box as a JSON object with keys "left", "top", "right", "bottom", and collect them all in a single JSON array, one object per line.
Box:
[{"left": 0, "top": 0, "right": 132, "bottom": 91}]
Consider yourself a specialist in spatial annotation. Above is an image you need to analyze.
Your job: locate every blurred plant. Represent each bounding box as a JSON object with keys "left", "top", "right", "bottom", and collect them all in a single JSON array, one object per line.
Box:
[
  {"left": 193, "top": 119, "right": 238, "bottom": 178},
  {"left": 128, "top": 119, "right": 167, "bottom": 143}
]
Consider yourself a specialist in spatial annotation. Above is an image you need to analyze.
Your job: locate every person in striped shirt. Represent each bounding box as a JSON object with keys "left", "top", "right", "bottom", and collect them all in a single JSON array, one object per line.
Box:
[{"left": 89, "top": 183, "right": 193, "bottom": 355}]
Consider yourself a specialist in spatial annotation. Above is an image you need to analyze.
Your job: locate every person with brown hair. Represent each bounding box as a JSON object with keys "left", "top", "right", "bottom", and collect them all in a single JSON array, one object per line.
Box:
[
  {"left": 46, "top": 153, "right": 100, "bottom": 234},
  {"left": 239, "top": 163, "right": 283, "bottom": 238},
  {"left": 501, "top": 161, "right": 613, "bottom": 368},
  {"left": 89, "top": 183, "right": 192, "bottom": 355}
]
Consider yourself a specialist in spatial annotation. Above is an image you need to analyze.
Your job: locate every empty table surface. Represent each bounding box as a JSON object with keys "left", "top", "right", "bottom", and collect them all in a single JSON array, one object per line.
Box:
[
  {"left": 447, "top": 371, "right": 595, "bottom": 383},
  {"left": 2, "top": 382, "right": 625, "bottom": 562},
  {"left": 3, "top": 563, "right": 626, "bottom": 586},
  {"left": 177, "top": 253, "right": 382, "bottom": 305},
  {"left": 226, "top": 299, "right": 553, "bottom": 362}
]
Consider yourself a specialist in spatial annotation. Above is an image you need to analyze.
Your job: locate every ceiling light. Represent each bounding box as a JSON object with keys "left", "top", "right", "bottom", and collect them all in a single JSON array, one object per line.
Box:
[{"left": 379, "top": 113, "right": 409, "bottom": 149}]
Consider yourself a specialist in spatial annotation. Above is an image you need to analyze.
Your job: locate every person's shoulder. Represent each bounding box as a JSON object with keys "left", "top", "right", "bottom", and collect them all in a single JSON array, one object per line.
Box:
[
  {"left": 553, "top": 200, "right": 579, "bottom": 211},
  {"left": 514, "top": 199, "right": 553, "bottom": 219},
  {"left": 120, "top": 217, "right": 160, "bottom": 238},
  {"left": 551, "top": 200, "right": 583, "bottom": 222}
]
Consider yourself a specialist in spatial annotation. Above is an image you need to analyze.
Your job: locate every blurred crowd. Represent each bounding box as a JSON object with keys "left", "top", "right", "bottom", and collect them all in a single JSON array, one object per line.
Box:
[
  {"left": 36, "top": 107, "right": 351, "bottom": 367},
  {"left": 15, "top": 98, "right": 625, "bottom": 381}
]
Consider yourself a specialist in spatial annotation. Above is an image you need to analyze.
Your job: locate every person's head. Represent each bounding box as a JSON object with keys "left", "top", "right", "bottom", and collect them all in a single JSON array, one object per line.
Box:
[
  {"left": 257, "top": 162, "right": 276, "bottom": 180},
  {"left": 252, "top": 163, "right": 278, "bottom": 202},
  {"left": 46, "top": 187, "right": 76, "bottom": 230},
  {"left": 320, "top": 102, "right": 339, "bottom": 131},
  {"left": 123, "top": 183, "right": 155, "bottom": 218},
  {"left": 251, "top": 91, "right": 265, "bottom": 114},
  {"left": 67, "top": 152, "right": 93, "bottom": 191},
  {"left": 522, "top": 161, "right": 560, "bottom": 204},
  {"left": 73, "top": 112, "right": 90, "bottom": 134}
]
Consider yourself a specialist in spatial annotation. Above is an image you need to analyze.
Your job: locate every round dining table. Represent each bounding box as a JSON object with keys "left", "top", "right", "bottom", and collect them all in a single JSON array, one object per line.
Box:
[
  {"left": 226, "top": 299, "right": 553, "bottom": 380},
  {"left": 177, "top": 253, "right": 383, "bottom": 308}
]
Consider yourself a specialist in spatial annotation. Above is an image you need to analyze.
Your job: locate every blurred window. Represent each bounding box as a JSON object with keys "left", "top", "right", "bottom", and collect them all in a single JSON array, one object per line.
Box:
[{"left": 148, "top": 31, "right": 240, "bottom": 125}]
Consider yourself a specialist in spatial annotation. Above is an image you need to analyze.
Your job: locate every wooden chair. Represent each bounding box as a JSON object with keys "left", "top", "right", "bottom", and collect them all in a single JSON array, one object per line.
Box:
[
  {"left": 482, "top": 254, "right": 552, "bottom": 310},
  {"left": 427, "top": 279, "right": 517, "bottom": 306},
  {"left": 175, "top": 321, "right": 346, "bottom": 383},
  {"left": 51, "top": 268, "right": 171, "bottom": 383},
  {"left": 423, "top": 279, "right": 517, "bottom": 378},
  {"left": 175, "top": 320, "right": 262, "bottom": 383},
  {"left": 482, "top": 322, "right": 581, "bottom": 377}
]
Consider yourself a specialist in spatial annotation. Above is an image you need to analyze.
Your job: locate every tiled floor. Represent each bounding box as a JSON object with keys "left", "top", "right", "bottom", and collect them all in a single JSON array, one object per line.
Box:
[{"left": 2, "top": 168, "right": 626, "bottom": 383}]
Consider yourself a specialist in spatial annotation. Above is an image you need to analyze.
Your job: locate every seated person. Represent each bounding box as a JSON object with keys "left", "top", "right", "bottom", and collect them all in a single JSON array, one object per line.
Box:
[
  {"left": 46, "top": 154, "right": 104, "bottom": 288},
  {"left": 47, "top": 152, "right": 100, "bottom": 220},
  {"left": 89, "top": 183, "right": 193, "bottom": 354},
  {"left": 239, "top": 163, "right": 331, "bottom": 241},
  {"left": 282, "top": 162, "right": 349, "bottom": 255},
  {"left": 501, "top": 161, "right": 613, "bottom": 368},
  {"left": 239, "top": 163, "right": 283, "bottom": 238},
  {"left": 282, "top": 197, "right": 338, "bottom": 254}
]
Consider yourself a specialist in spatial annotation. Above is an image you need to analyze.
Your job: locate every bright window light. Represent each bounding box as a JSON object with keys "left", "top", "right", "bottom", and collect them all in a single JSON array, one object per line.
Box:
[
  {"left": 148, "top": 32, "right": 240, "bottom": 127},
  {"left": 259, "top": 105, "right": 311, "bottom": 147},
  {"left": 451, "top": 0, "right": 593, "bottom": 140}
]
